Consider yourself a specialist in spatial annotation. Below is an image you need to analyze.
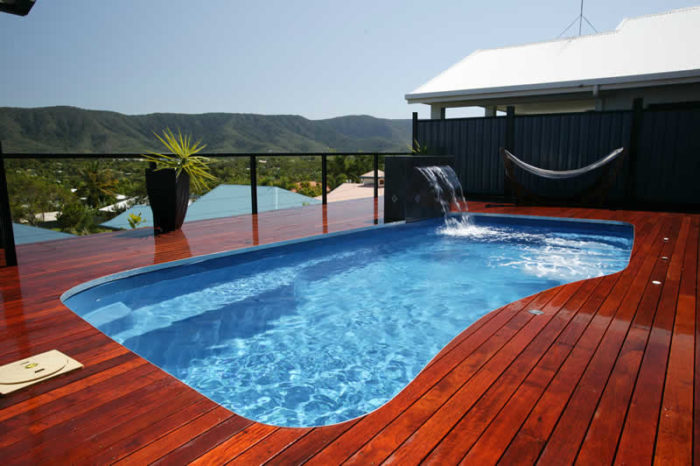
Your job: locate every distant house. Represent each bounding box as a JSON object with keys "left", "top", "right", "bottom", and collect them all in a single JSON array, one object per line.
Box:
[
  {"left": 100, "top": 184, "right": 321, "bottom": 230},
  {"left": 98, "top": 194, "right": 138, "bottom": 213},
  {"left": 406, "top": 7, "right": 700, "bottom": 116},
  {"left": 319, "top": 171, "right": 385, "bottom": 203},
  {"left": 359, "top": 170, "right": 384, "bottom": 186}
]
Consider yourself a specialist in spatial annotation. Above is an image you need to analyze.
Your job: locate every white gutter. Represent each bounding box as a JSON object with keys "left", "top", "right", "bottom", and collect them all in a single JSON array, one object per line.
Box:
[{"left": 405, "top": 69, "right": 700, "bottom": 104}]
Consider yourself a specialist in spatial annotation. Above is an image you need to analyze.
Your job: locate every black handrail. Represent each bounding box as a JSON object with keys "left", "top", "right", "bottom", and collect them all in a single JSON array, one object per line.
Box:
[
  {"left": 0, "top": 152, "right": 411, "bottom": 159},
  {"left": 0, "top": 150, "right": 409, "bottom": 266}
]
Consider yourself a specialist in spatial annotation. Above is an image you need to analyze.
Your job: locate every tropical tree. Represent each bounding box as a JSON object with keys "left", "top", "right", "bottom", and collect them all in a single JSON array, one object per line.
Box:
[
  {"left": 7, "top": 172, "right": 74, "bottom": 225},
  {"left": 56, "top": 200, "right": 101, "bottom": 235},
  {"left": 76, "top": 161, "right": 119, "bottom": 208}
]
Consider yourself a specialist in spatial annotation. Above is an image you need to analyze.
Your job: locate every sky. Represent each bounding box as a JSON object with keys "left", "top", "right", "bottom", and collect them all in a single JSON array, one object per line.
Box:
[{"left": 1, "top": 0, "right": 697, "bottom": 120}]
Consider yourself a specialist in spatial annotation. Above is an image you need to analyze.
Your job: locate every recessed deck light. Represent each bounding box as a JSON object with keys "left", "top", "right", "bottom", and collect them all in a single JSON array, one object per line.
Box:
[
  {"left": 528, "top": 309, "right": 544, "bottom": 315},
  {"left": 661, "top": 256, "right": 669, "bottom": 261},
  {"left": 663, "top": 237, "right": 669, "bottom": 242},
  {"left": 652, "top": 280, "right": 662, "bottom": 285}
]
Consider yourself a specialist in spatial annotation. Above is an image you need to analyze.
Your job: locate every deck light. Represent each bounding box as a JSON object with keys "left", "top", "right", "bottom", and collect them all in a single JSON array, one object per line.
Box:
[
  {"left": 528, "top": 309, "right": 544, "bottom": 315},
  {"left": 663, "top": 237, "right": 669, "bottom": 242},
  {"left": 661, "top": 256, "right": 669, "bottom": 261},
  {"left": 652, "top": 280, "right": 662, "bottom": 285},
  {"left": 0, "top": 0, "right": 36, "bottom": 16}
]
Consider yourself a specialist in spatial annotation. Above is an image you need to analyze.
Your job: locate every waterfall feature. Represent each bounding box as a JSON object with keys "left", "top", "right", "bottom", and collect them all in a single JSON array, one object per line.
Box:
[{"left": 405, "top": 165, "right": 467, "bottom": 221}]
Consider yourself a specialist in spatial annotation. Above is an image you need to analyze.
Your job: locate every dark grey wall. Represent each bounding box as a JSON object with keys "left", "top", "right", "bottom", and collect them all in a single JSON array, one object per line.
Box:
[
  {"left": 512, "top": 111, "right": 632, "bottom": 202},
  {"left": 416, "top": 117, "right": 505, "bottom": 195},
  {"left": 635, "top": 108, "right": 700, "bottom": 205},
  {"left": 415, "top": 106, "right": 700, "bottom": 208}
]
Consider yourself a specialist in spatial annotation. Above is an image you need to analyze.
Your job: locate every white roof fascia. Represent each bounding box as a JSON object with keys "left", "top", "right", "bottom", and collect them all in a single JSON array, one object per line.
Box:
[{"left": 406, "top": 69, "right": 700, "bottom": 104}]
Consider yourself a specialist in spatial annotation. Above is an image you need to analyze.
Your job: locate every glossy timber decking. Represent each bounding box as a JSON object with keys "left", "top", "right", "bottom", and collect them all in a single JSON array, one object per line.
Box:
[{"left": 0, "top": 198, "right": 697, "bottom": 465}]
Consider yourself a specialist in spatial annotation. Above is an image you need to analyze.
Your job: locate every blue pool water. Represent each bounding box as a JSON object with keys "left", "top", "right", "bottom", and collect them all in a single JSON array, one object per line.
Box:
[{"left": 63, "top": 214, "right": 633, "bottom": 427}]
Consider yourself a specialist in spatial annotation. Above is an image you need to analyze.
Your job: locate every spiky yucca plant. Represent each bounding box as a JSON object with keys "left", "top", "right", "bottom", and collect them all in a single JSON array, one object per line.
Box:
[{"left": 142, "top": 128, "right": 216, "bottom": 191}]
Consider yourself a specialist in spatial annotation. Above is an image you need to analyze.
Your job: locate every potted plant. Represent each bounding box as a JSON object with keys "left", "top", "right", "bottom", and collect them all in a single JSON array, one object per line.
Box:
[{"left": 142, "top": 129, "right": 215, "bottom": 234}]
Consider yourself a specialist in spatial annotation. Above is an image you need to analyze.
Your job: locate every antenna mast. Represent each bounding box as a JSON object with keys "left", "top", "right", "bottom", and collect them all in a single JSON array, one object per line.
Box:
[{"left": 557, "top": 0, "right": 598, "bottom": 38}]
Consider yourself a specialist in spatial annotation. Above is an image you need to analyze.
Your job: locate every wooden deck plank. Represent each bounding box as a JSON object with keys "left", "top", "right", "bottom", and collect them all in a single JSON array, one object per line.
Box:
[
  {"left": 264, "top": 420, "right": 361, "bottom": 465},
  {"left": 653, "top": 217, "right": 697, "bottom": 465},
  {"left": 148, "top": 414, "right": 252, "bottom": 465},
  {"left": 460, "top": 214, "right": 664, "bottom": 465},
  {"left": 10, "top": 376, "right": 189, "bottom": 464},
  {"left": 0, "top": 200, "right": 697, "bottom": 465},
  {"left": 188, "top": 423, "right": 280, "bottom": 465},
  {"left": 419, "top": 275, "right": 616, "bottom": 465},
  {"left": 0, "top": 338, "right": 131, "bottom": 406},
  {"left": 0, "top": 356, "right": 148, "bottom": 428},
  {"left": 696, "top": 217, "right": 700, "bottom": 466},
  {"left": 540, "top": 217, "right": 685, "bottom": 464},
  {"left": 113, "top": 407, "right": 233, "bottom": 465},
  {"left": 221, "top": 427, "right": 310, "bottom": 465},
  {"left": 574, "top": 220, "right": 682, "bottom": 464},
  {"left": 498, "top": 215, "right": 679, "bottom": 465},
  {"left": 70, "top": 397, "right": 217, "bottom": 464},
  {"left": 614, "top": 217, "right": 691, "bottom": 465}
]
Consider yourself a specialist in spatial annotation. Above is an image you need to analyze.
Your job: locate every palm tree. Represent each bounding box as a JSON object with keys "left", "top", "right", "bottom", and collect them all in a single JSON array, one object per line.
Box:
[{"left": 76, "top": 161, "right": 119, "bottom": 208}]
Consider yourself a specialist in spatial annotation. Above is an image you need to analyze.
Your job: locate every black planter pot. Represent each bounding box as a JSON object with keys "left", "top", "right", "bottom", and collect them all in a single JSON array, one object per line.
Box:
[{"left": 145, "top": 168, "right": 190, "bottom": 234}]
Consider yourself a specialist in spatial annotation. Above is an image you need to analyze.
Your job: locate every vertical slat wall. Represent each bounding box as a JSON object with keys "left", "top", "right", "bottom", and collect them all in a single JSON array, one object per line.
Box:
[
  {"left": 415, "top": 107, "right": 698, "bottom": 208},
  {"left": 635, "top": 107, "right": 700, "bottom": 206},
  {"left": 512, "top": 111, "right": 632, "bottom": 202},
  {"left": 415, "top": 117, "right": 505, "bottom": 195}
]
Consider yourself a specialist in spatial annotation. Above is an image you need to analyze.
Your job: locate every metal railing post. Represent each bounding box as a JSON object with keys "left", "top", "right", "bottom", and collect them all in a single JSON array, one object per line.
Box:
[
  {"left": 625, "top": 97, "right": 644, "bottom": 205},
  {"left": 373, "top": 154, "right": 379, "bottom": 199},
  {"left": 504, "top": 106, "right": 516, "bottom": 201},
  {"left": 249, "top": 155, "right": 258, "bottom": 215},
  {"left": 0, "top": 142, "right": 18, "bottom": 266},
  {"left": 412, "top": 112, "right": 418, "bottom": 151},
  {"left": 321, "top": 154, "right": 327, "bottom": 205}
]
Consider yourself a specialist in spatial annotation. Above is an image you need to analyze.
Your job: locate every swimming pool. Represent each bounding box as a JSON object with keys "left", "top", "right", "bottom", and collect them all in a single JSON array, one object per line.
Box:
[{"left": 62, "top": 213, "right": 633, "bottom": 427}]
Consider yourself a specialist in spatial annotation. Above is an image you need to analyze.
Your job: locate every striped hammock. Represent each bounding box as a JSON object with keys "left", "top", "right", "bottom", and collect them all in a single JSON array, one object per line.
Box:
[{"left": 502, "top": 147, "right": 625, "bottom": 180}]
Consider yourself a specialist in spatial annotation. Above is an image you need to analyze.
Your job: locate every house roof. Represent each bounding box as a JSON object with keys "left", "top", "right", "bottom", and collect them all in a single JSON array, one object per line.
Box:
[
  {"left": 100, "top": 184, "right": 320, "bottom": 230},
  {"left": 316, "top": 183, "right": 384, "bottom": 203},
  {"left": 360, "top": 170, "right": 384, "bottom": 178},
  {"left": 406, "top": 6, "right": 700, "bottom": 105},
  {"left": 12, "top": 223, "right": 76, "bottom": 245}
]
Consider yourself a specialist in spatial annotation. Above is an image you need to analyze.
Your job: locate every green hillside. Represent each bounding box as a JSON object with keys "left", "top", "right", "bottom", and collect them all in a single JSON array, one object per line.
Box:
[{"left": 0, "top": 106, "right": 412, "bottom": 153}]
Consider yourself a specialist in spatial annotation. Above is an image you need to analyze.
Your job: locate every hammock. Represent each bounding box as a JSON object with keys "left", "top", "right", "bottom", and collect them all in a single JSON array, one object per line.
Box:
[
  {"left": 502, "top": 147, "right": 625, "bottom": 180},
  {"left": 500, "top": 147, "right": 626, "bottom": 206}
]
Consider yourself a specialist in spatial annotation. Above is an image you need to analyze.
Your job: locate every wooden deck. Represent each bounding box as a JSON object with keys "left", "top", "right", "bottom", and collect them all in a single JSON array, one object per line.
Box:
[{"left": 0, "top": 198, "right": 697, "bottom": 465}]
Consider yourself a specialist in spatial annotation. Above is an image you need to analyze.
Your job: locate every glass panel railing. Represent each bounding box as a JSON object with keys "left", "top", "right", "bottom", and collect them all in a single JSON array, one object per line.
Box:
[
  {"left": 253, "top": 155, "right": 322, "bottom": 211},
  {"left": 5, "top": 157, "right": 148, "bottom": 242},
  {"left": 3, "top": 153, "right": 391, "bottom": 246},
  {"left": 324, "top": 154, "right": 383, "bottom": 203},
  {"left": 181, "top": 156, "right": 253, "bottom": 223}
]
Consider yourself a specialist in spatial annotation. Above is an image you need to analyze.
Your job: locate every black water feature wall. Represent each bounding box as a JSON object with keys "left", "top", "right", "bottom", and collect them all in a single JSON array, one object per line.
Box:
[
  {"left": 384, "top": 155, "right": 455, "bottom": 223},
  {"left": 405, "top": 166, "right": 466, "bottom": 222}
]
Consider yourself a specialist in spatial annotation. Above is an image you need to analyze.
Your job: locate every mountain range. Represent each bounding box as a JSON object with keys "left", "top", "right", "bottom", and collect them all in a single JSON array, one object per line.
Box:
[{"left": 0, "top": 106, "right": 412, "bottom": 154}]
